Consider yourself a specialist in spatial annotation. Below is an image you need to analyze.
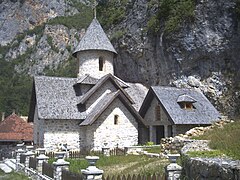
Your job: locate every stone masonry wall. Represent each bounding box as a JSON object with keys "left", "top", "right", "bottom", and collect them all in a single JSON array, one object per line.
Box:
[
  {"left": 77, "top": 50, "right": 114, "bottom": 79},
  {"left": 85, "top": 98, "right": 139, "bottom": 151},
  {"left": 173, "top": 124, "right": 200, "bottom": 137},
  {"left": 181, "top": 140, "right": 240, "bottom": 179},
  {"left": 43, "top": 119, "right": 81, "bottom": 152},
  {"left": 144, "top": 98, "right": 170, "bottom": 126}
]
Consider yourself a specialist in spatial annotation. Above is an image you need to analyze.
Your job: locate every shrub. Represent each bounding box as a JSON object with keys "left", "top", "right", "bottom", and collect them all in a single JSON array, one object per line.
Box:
[
  {"left": 47, "top": 4, "right": 92, "bottom": 30},
  {"left": 97, "top": 0, "right": 129, "bottom": 29},
  {"left": 145, "top": 141, "right": 155, "bottom": 146},
  {"left": 110, "top": 30, "right": 126, "bottom": 41},
  {"left": 46, "top": 35, "right": 59, "bottom": 53},
  {"left": 146, "top": 0, "right": 196, "bottom": 34}
]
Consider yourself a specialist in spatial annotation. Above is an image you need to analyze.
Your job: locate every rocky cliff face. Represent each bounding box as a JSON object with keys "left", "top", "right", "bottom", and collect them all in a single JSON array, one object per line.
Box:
[
  {"left": 0, "top": 0, "right": 80, "bottom": 46},
  {"left": 111, "top": 0, "right": 240, "bottom": 117},
  {"left": 0, "top": 0, "right": 239, "bottom": 117}
]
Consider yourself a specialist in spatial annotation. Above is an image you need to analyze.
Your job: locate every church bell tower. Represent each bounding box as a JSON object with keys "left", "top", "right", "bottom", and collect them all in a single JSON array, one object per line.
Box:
[{"left": 72, "top": 5, "right": 117, "bottom": 79}]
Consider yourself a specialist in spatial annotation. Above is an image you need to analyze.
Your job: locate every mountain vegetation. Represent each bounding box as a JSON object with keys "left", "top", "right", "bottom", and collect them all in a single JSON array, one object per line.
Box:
[
  {"left": 0, "top": 1, "right": 92, "bottom": 116},
  {"left": 0, "top": 0, "right": 239, "bottom": 118},
  {"left": 193, "top": 120, "right": 240, "bottom": 160}
]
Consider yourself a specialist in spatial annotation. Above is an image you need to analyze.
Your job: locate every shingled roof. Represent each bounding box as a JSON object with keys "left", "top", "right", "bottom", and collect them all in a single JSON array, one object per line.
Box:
[
  {"left": 0, "top": 113, "right": 33, "bottom": 142},
  {"left": 80, "top": 90, "right": 146, "bottom": 126},
  {"left": 78, "top": 74, "right": 134, "bottom": 105},
  {"left": 28, "top": 76, "right": 86, "bottom": 121},
  {"left": 139, "top": 86, "right": 220, "bottom": 125},
  {"left": 28, "top": 75, "right": 142, "bottom": 122},
  {"left": 72, "top": 18, "right": 117, "bottom": 57}
]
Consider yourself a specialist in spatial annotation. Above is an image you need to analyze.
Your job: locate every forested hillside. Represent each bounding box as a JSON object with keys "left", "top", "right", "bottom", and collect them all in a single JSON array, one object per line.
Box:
[{"left": 0, "top": 0, "right": 239, "bottom": 118}]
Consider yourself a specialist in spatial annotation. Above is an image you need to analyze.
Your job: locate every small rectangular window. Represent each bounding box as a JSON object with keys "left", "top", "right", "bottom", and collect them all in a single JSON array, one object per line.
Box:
[
  {"left": 155, "top": 104, "right": 161, "bottom": 121},
  {"left": 99, "top": 57, "right": 104, "bottom": 71},
  {"left": 114, "top": 115, "right": 119, "bottom": 125}
]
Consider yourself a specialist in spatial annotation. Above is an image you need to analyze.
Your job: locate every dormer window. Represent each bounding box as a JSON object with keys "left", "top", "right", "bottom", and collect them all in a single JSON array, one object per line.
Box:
[
  {"left": 99, "top": 56, "right": 104, "bottom": 71},
  {"left": 177, "top": 94, "right": 196, "bottom": 110}
]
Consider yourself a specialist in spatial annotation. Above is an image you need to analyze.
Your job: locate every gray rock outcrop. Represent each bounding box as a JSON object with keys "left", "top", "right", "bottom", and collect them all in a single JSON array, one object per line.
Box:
[{"left": 0, "top": 0, "right": 239, "bottom": 117}]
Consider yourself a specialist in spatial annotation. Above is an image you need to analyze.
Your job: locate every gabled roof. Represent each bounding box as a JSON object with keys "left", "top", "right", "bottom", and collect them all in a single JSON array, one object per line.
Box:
[
  {"left": 28, "top": 75, "right": 137, "bottom": 122},
  {"left": 80, "top": 90, "right": 146, "bottom": 127},
  {"left": 0, "top": 113, "right": 33, "bottom": 142},
  {"left": 75, "top": 74, "right": 99, "bottom": 85},
  {"left": 78, "top": 74, "right": 134, "bottom": 105},
  {"left": 125, "top": 82, "right": 148, "bottom": 111},
  {"left": 28, "top": 76, "right": 86, "bottom": 121},
  {"left": 72, "top": 18, "right": 117, "bottom": 57},
  {"left": 139, "top": 86, "right": 220, "bottom": 125}
]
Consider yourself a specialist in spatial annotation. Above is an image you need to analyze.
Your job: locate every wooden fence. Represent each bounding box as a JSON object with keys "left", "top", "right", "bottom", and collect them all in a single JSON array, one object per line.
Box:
[
  {"left": 67, "top": 148, "right": 126, "bottom": 158},
  {"left": 103, "top": 174, "right": 165, "bottom": 180},
  {"left": 29, "top": 157, "right": 37, "bottom": 170},
  {"left": 35, "top": 147, "right": 127, "bottom": 160},
  {"left": 45, "top": 151, "right": 55, "bottom": 159},
  {"left": 109, "top": 147, "right": 126, "bottom": 156},
  {"left": 62, "top": 169, "right": 83, "bottom": 180},
  {"left": 42, "top": 161, "right": 54, "bottom": 178}
]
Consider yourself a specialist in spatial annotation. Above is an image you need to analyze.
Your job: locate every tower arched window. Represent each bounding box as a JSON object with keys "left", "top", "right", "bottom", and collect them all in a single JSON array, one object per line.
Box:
[{"left": 99, "top": 56, "right": 104, "bottom": 71}]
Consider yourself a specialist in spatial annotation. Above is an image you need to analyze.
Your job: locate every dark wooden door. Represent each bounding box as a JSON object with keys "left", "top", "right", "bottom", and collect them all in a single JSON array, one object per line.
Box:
[{"left": 156, "top": 125, "right": 164, "bottom": 144}]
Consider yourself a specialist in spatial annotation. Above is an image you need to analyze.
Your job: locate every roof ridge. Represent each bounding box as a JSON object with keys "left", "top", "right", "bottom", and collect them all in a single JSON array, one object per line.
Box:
[
  {"left": 80, "top": 90, "right": 146, "bottom": 126},
  {"left": 78, "top": 74, "right": 134, "bottom": 105}
]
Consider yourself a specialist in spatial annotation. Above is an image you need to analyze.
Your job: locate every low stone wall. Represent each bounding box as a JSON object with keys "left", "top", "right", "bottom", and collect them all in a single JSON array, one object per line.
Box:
[
  {"left": 160, "top": 119, "right": 234, "bottom": 154},
  {"left": 181, "top": 140, "right": 240, "bottom": 179},
  {"left": 182, "top": 157, "right": 240, "bottom": 179}
]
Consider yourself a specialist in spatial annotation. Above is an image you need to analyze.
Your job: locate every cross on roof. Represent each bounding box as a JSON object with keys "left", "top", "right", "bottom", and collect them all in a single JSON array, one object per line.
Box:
[{"left": 92, "top": 0, "right": 98, "bottom": 19}]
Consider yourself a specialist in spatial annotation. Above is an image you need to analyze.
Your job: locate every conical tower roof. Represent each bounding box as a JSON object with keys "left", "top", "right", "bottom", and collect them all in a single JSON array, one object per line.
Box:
[{"left": 73, "top": 18, "right": 117, "bottom": 57}]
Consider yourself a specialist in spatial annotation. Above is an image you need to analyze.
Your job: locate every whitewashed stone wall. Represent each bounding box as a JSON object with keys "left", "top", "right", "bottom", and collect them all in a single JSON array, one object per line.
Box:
[
  {"left": 77, "top": 50, "right": 114, "bottom": 79},
  {"left": 42, "top": 119, "right": 81, "bottom": 152},
  {"left": 85, "top": 98, "right": 139, "bottom": 151}
]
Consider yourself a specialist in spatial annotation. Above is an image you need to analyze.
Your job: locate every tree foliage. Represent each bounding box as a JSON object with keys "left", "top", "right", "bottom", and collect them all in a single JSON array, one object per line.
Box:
[
  {"left": 147, "top": 0, "right": 196, "bottom": 34},
  {"left": 0, "top": 57, "right": 32, "bottom": 116},
  {"left": 97, "top": 0, "right": 129, "bottom": 29}
]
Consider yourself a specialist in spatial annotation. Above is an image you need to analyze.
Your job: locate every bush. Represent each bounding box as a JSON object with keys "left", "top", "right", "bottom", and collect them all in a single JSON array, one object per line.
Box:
[
  {"left": 47, "top": 4, "right": 92, "bottom": 30},
  {"left": 110, "top": 30, "right": 126, "bottom": 41},
  {"left": 145, "top": 141, "right": 155, "bottom": 146},
  {"left": 97, "top": 0, "right": 129, "bottom": 29},
  {"left": 146, "top": 0, "right": 195, "bottom": 34}
]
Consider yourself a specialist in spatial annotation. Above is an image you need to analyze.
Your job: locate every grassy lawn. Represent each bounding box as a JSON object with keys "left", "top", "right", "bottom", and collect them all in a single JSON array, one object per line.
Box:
[
  {"left": 143, "top": 146, "right": 161, "bottom": 153},
  {"left": 0, "top": 169, "right": 29, "bottom": 180},
  {"left": 50, "top": 155, "right": 168, "bottom": 177},
  {"left": 192, "top": 120, "right": 240, "bottom": 160}
]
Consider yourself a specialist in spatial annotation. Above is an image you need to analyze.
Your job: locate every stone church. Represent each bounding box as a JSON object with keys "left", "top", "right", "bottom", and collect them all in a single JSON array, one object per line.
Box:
[
  {"left": 28, "top": 18, "right": 148, "bottom": 152},
  {"left": 28, "top": 17, "right": 221, "bottom": 151}
]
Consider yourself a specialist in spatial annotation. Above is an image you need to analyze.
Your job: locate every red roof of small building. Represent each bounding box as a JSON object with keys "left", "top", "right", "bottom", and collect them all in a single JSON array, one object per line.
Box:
[{"left": 0, "top": 113, "right": 33, "bottom": 142}]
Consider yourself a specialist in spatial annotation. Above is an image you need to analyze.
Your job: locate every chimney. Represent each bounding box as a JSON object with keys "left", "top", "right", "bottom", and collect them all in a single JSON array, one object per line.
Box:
[{"left": 1, "top": 112, "right": 5, "bottom": 121}]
